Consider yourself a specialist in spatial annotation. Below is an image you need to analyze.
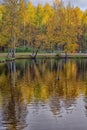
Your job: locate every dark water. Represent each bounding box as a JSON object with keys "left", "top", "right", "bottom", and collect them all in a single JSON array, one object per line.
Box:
[{"left": 0, "top": 59, "right": 87, "bottom": 130}]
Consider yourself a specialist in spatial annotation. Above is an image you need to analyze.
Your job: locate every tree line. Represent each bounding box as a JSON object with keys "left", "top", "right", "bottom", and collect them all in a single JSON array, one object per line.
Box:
[{"left": 0, "top": 0, "right": 87, "bottom": 58}]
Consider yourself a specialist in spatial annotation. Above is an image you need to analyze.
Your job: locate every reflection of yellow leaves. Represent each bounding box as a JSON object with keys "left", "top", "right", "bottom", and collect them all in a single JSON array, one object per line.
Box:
[
  {"left": 19, "top": 60, "right": 86, "bottom": 101},
  {"left": 0, "top": 60, "right": 87, "bottom": 107},
  {"left": 40, "top": 85, "right": 49, "bottom": 100},
  {"left": 0, "top": 73, "right": 9, "bottom": 87},
  {"left": 21, "top": 85, "right": 34, "bottom": 103},
  {"left": 0, "top": 91, "right": 2, "bottom": 106}
]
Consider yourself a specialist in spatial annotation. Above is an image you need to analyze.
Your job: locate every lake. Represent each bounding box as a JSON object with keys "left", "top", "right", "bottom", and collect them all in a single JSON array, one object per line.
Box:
[{"left": 0, "top": 59, "right": 87, "bottom": 130}]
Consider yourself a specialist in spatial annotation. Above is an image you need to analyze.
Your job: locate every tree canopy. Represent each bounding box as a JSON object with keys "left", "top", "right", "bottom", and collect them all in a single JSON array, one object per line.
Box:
[{"left": 0, "top": 0, "right": 87, "bottom": 57}]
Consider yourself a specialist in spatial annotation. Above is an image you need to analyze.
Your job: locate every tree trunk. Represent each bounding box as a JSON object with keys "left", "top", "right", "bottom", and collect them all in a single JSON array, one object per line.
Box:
[
  {"left": 31, "top": 46, "right": 40, "bottom": 59},
  {"left": 65, "top": 52, "right": 67, "bottom": 60},
  {"left": 31, "top": 50, "right": 38, "bottom": 59},
  {"left": 7, "top": 47, "right": 10, "bottom": 58},
  {"left": 12, "top": 49, "right": 15, "bottom": 58}
]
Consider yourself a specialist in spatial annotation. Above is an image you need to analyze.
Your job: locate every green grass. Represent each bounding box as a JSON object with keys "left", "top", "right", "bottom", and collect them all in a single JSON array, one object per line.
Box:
[
  {"left": 0, "top": 57, "right": 6, "bottom": 63},
  {"left": 1, "top": 52, "right": 87, "bottom": 64},
  {"left": 0, "top": 57, "right": 15, "bottom": 63},
  {"left": 6, "top": 57, "right": 15, "bottom": 61},
  {"left": 72, "top": 56, "right": 85, "bottom": 59}
]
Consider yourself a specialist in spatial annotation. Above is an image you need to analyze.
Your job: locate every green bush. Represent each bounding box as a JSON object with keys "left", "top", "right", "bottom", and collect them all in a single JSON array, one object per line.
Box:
[
  {"left": 16, "top": 46, "right": 33, "bottom": 53},
  {"left": 56, "top": 53, "right": 61, "bottom": 57}
]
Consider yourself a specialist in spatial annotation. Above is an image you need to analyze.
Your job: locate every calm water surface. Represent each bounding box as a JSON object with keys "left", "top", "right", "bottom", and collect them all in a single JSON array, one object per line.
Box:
[{"left": 0, "top": 59, "right": 87, "bottom": 130}]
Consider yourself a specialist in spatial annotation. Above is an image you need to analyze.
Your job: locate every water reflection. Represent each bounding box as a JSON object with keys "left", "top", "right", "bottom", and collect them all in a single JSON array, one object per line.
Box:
[{"left": 0, "top": 59, "right": 87, "bottom": 130}]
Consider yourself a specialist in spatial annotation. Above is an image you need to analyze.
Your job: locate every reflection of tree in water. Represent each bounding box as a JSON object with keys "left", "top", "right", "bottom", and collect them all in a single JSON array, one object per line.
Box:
[
  {"left": 0, "top": 62, "right": 28, "bottom": 130},
  {"left": 16, "top": 59, "right": 80, "bottom": 116},
  {"left": 1, "top": 59, "right": 87, "bottom": 127},
  {"left": 77, "top": 60, "right": 87, "bottom": 117},
  {"left": 49, "top": 95, "right": 61, "bottom": 116},
  {"left": 76, "top": 59, "right": 87, "bottom": 80},
  {"left": 84, "top": 97, "right": 87, "bottom": 117},
  {"left": 83, "top": 80, "right": 87, "bottom": 117}
]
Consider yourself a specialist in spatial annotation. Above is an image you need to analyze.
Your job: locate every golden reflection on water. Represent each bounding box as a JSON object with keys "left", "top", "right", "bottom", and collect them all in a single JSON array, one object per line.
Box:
[{"left": 0, "top": 59, "right": 87, "bottom": 130}]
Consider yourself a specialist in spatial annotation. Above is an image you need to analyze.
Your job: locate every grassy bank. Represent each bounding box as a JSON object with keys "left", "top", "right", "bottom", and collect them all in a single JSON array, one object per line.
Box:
[
  {"left": 0, "top": 57, "right": 6, "bottom": 63},
  {"left": 0, "top": 53, "right": 87, "bottom": 63}
]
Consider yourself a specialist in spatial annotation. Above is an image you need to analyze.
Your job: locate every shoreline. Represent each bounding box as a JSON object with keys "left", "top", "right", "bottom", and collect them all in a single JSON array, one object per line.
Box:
[{"left": 0, "top": 53, "right": 87, "bottom": 63}]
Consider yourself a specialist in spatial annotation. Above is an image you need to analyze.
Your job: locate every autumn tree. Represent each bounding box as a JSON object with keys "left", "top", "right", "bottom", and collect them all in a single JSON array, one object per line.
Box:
[
  {"left": 18, "top": 0, "right": 29, "bottom": 48},
  {"left": 26, "top": 3, "right": 54, "bottom": 58},
  {"left": 0, "top": 4, "right": 5, "bottom": 49},
  {"left": 47, "top": 0, "right": 65, "bottom": 52},
  {"left": 47, "top": 1, "right": 80, "bottom": 55},
  {"left": 81, "top": 10, "right": 87, "bottom": 52},
  {"left": 63, "top": 5, "right": 78, "bottom": 55},
  {"left": 1, "top": 0, "right": 20, "bottom": 58}
]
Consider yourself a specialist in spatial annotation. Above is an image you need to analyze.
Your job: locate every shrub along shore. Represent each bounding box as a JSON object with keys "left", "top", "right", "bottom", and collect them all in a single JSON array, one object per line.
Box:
[{"left": 0, "top": 53, "right": 87, "bottom": 63}]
